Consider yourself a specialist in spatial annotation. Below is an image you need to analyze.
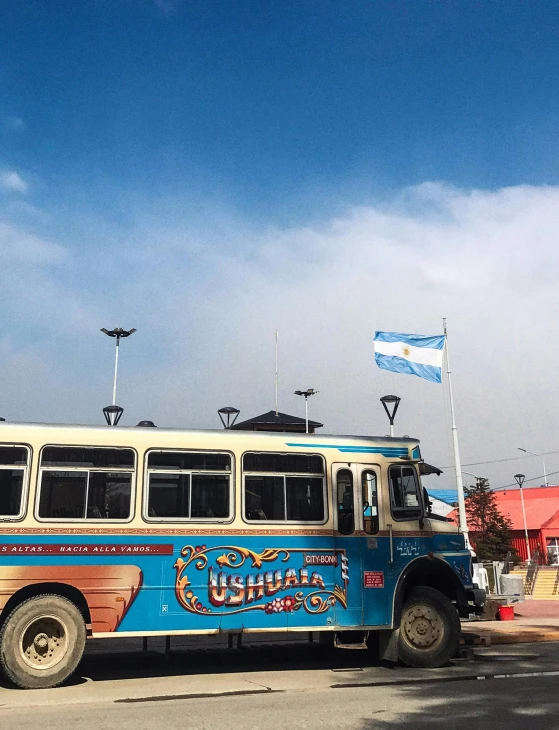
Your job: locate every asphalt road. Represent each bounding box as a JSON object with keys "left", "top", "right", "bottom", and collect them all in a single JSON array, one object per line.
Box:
[
  {"left": 2, "top": 638, "right": 559, "bottom": 729},
  {"left": 2, "top": 673, "right": 559, "bottom": 730}
]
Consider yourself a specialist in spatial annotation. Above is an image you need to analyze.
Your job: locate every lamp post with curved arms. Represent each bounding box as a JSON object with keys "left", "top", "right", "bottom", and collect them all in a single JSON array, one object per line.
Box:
[
  {"left": 462, "top": 470, "right": 481, "bottom": 487},
  {"left": 518, "top": 448, "right": 548, "bottom": 487}
]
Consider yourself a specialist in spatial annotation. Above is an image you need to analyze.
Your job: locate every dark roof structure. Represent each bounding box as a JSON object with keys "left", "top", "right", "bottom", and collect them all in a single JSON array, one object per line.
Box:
[
  {"left": 419, "top": 462, "right": 443, "bottom": 476},
  {"left": 230, "top": 410, "right": 323, "bottom": 433}
]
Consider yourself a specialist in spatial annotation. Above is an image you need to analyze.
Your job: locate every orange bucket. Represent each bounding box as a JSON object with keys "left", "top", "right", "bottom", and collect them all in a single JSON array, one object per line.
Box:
[{"left": 498, "top": 605, "right": 515, "bottom": 621}]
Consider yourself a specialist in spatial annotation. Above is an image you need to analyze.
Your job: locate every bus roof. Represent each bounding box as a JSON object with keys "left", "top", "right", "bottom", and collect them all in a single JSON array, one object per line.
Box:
[{"left": 0, "top": 420, "right": 419, "bottom": 446}]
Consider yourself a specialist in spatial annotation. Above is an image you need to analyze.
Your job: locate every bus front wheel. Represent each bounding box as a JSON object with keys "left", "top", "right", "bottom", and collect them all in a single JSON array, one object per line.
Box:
[
  {"left": 397, "top": 586, "right": 460, "bottom": 668},
  {"left": 0, "top": 594, "right": 86, "bottom": 689}
]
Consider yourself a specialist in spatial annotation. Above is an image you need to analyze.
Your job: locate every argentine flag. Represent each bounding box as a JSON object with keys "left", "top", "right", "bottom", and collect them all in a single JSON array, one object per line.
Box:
[{"left": 373, "top": 331, "right": 446, "bottom": 384}]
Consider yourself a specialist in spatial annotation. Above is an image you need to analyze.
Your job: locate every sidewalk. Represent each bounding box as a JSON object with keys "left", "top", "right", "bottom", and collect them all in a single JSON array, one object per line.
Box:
[{"left": 462, "top": 599, "right": 559, "bottom": 645}]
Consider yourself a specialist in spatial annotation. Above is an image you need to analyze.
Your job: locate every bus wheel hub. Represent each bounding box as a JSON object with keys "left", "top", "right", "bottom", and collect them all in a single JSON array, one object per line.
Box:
[
  {"left": 403, "top": 605, "right": 442, "bottom": 649},
  {"left": 20, "top": 615, "right": 69, "bottom": 670}
]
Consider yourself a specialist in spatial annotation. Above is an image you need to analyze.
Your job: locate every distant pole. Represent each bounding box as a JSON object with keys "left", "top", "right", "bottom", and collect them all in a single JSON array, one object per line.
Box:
[
  {"left": 275, "top": 329, "right": 279, "bottom": 416},
  {"left": 443, "top": 318, "right": 469, "bottom": 549},
  {"left": 518, "top": 448, "right": 548, "bottom": 487},
  {"left": 100, "top": 327, "right": 136, "bottom": 414},
  {"left": 112, "top": 338, "right": 120, "bottom": 405},
  {"left": 294, "top": 389, "right": 318, "bottom": 434},
  {"left": 515, "top": 473, "right": 531, "bottom": 562}
]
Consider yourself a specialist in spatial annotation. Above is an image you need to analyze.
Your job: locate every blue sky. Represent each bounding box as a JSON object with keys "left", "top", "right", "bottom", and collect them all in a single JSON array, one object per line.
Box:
[
  {"left": 2, "top": 0, "right": 559, "bottom": 222},
  {"left": 1, "top": 1, "right": 559, "bottom": 489}
]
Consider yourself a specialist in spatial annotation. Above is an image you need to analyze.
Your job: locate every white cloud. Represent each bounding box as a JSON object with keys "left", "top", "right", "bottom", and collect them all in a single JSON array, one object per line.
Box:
[
  {"left": 0, "top": 221, "right": 65, "bottom": 264},
  {"left": 1, "top": 182, "right": 559, "bottom": 492},
  {"left": 0, "top": 170, "right": 28, "bottom": 194}
]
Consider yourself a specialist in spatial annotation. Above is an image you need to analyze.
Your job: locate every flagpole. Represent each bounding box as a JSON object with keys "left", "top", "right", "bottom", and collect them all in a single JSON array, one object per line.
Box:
[
  {"left": 443, "top": 318, "right": 470, "bottom": 550},
  {"left": 275, "top": 329, "right": 279, "bottom": 416}
]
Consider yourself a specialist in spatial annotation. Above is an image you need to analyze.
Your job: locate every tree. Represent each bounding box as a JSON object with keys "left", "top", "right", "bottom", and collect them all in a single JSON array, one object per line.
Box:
[{"left": 463, "top": 478, "right": 516, "bottom": 561}]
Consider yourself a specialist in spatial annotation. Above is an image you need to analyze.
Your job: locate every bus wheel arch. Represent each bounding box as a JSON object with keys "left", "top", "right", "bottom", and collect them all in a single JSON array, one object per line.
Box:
[
  {"left": 0, "top": 583, "right": 91, "bottom": 635},
  {"left": 392, "top": 557, "right": 466, "bottom": 626}
]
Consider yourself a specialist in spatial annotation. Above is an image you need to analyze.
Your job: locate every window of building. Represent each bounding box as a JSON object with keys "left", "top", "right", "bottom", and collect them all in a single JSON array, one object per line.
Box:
[
  {"left": 146, "top": 451, "right": 231, "bottom": 520},
  {"left": 388, "top": 465, "right": 422, "bottom": 521},
  {"left": 362, "top": 470, "right": 379, "bottom": 534},
  {"left": 38, "top": 446, "right": 134, "bottom": 520},
  {"left": 243, "top": 452, "right": 326, "bottom": 522},
  {"left": 336, "top": 469, "right": 354, "bottom": 535},
  {"left": 0, "top": 445, "right": 29, "bottom": 519},
  {"left": 547, "top": 538, "right": 559, "bottom": 566}
]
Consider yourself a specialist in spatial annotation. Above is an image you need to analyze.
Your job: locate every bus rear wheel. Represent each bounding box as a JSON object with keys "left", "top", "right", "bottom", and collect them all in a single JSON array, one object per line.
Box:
[
  {"left": 0, "top": 594, "right": 86, "bottom": 689},
  {"left": 397, "top": 586, "right": 460, "bottom": 668}
]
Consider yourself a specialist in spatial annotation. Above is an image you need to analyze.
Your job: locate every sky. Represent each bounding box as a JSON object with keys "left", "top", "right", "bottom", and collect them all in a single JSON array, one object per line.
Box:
[{"left": 1, "top": 0, "right": 559, "bottom": 492}]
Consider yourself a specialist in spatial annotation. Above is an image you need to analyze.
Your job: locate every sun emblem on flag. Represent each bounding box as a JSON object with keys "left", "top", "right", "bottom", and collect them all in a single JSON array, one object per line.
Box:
[{"left": 402, "top": 347, "right": 410, "bottom": 356}]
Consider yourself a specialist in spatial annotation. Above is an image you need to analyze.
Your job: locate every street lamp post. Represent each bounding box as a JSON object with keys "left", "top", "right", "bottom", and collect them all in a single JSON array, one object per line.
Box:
[
  {"left": 101, "top": 327, "right": 136, "bottom": 425},
  {"left": 294, "top": 389, "right": 318, "bottom": 434},
  {"left": 518, "top": 447, "right": 548, "bottom": 487},
  {"left": 514, "top": 473, "right": 531, "bottom": 562},
  {"left": 380, "top": 395, "right": 401, "bottom": 437}
]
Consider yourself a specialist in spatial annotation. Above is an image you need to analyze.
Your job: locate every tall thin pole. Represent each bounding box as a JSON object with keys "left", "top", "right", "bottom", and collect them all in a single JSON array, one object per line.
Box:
[
  {"left": 443, "top": 318, "right": 470, "bottom": 549},
  {"left": 112, "top": 337, "right": 120, "bottom": 406},
  {"left": 389, "top": 422, "right": 394, "bottom": 438},
  {"left": 519, "top": 448, "right": 548, "bottom": 488},
  {"left": 519, "top": 485, "right": 532, "bottom": 562},
  {"left": 305, "top": 396, "right": 309, "bottom": 434},
  {"left": 275, "top": 329, "right": 279, "bottom": 416}
]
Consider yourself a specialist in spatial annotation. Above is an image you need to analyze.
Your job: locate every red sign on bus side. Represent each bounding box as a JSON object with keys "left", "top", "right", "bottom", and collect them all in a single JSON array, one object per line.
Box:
[{"left": 363, "top": 571, "right": 384, "bottom": 588}]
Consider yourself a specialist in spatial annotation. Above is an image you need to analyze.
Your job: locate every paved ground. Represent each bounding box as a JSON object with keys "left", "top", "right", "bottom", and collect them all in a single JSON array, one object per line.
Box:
[
  {"left": 515, "top": 599, "right": 559, "bottom": 618},
  {"left": 1, "top": 637, "right": 559, "bottom": 708},
  {"left": 2, "top": 642, "right": 559, "bottom": 729},
  {"left": 461, "top": 598, "right": 559, "bottom": 644}
]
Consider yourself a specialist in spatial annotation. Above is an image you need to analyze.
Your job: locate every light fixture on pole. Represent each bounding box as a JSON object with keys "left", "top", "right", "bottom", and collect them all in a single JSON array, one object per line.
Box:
[
  {"left": 294, "top": 389, "right": 318, "bottom": 434},
  {"left": 518, "top": 447, "right": 548, "bottom": 487},
  {"left": 218, "top": 406, "right": 240, "bottom": 429},
  {"left": 101, "top": 327, "right": 136, "bottom": 426},
  {"left": 462, "top": 470, "right": 482, "bottom": 487},
  {"left": 514, "top": 473, "right": 531, "bottom": 562},
  {"left": 380, "top": 394, "right": 401, "bottom": 437},
  {"left": 103, "top": 405, "right": 124, "bottom": 427}
]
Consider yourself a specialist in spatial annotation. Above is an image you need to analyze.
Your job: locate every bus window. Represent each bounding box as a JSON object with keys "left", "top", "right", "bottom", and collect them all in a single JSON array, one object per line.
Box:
[
  {"left": 146, "top": 451, "right": 231, "bottom": 520},
  {"left": 388, "top": 465, "right": 422, "bottom": 521},
  {"left": 243, "top": 452, "right": 326, "bottom": 523},
  {"left": 0, "top": 445, "right": 29, "bottom": 519},
  {"left": 336, "top": 469, "right": 354, "bottom": 535},
  {"left": 38, "top": 446, "right": 134, "bottom": 520},
  {"left": 362, "top": 470, "right": 379, "bottom": 534}
]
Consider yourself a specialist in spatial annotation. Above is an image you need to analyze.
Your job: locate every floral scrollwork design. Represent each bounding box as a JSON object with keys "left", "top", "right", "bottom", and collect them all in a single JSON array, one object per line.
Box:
[{"left": 302, "top": 585, "right": 347, "bottom": 614}]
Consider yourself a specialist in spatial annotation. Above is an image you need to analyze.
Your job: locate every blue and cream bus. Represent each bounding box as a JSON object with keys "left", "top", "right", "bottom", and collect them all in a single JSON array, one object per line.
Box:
[{"left": 0, "top": 421, "right": 482, "bottom": 688}]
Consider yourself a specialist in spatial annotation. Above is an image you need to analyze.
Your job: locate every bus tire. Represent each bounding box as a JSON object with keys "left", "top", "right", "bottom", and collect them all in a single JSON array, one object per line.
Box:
[
  {"left": 397, "top": 586, "right": 460, "bottom": 668},
  {"left": 0, "top": 594, "right": 86, "bottom": 689}
]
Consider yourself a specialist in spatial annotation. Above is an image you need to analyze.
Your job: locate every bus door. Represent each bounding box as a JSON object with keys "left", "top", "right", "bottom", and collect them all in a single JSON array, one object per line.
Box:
[
  {"left": 385, "top": 463, "right": 426, "bottom": 597},
  {"left": 332, "top": 463, "right": 387, "bottom": 628},
  {"left": 359, "top": 465, "right": 389, "bottom": 627}
]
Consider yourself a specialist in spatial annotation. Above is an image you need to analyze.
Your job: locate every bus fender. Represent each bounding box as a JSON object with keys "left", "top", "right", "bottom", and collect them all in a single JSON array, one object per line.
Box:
[{"left": 391, "top": 556, "right": 468, "bottom": 627}]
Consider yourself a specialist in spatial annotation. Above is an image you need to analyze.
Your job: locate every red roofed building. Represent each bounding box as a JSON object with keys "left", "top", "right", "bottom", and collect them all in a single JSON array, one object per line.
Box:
[
  {"left": 451, "top": 485, "right": 559, "bottom": 563},
  {"left": 496, "top": 486, "right": 559, "bottom": 564}
]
